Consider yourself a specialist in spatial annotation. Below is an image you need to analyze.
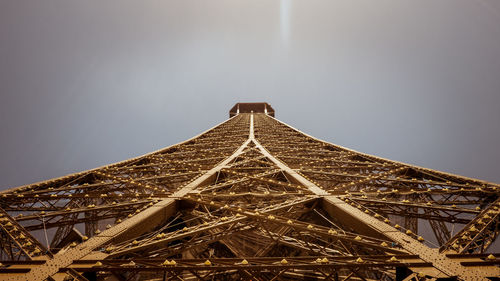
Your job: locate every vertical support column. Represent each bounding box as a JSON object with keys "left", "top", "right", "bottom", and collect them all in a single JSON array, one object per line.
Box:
[
  {"left": 249, "top": 116, "right": 499, "bottom": 280},
  {"left": 12, "top": 117, "right": 255, "bottom": 281},
  {"left": 249, "top": 114, "right": 254, "bottom": 139}
]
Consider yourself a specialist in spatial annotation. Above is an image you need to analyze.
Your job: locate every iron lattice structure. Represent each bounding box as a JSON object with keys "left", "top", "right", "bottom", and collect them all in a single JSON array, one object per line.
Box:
[{"left": 0, "top": 102, "right": 499, "bottom": 281}]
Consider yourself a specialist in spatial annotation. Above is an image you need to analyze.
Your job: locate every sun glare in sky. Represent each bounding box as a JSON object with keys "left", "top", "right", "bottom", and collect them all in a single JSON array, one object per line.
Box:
[{"left": 280, "top": 0, "right": 292, "bottom": 46}]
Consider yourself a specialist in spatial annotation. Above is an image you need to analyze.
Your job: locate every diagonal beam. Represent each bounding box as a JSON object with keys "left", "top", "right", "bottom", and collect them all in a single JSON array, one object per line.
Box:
[
  {"left": 441, "top": 198, "right": 500, "bottom": 254},
  {"left": 0, "top": 207, "right": 50, "bottom": 260}
]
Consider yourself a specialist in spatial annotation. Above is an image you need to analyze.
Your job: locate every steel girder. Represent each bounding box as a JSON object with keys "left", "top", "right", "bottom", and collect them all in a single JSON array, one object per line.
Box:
[{"left": 0, "top": 108, "right": 499, "bottom": 281}]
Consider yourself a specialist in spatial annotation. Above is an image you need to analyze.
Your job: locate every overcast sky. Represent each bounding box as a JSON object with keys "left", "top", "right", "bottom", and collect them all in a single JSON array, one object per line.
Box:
[{"left": 1, "top": 0, "right": 499, "bottom": 189}]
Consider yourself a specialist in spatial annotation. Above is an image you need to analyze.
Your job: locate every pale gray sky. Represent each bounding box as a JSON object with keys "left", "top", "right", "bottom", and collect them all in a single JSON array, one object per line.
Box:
[{"left": 1, "top": 0, "right": 499, "bottom": 189}]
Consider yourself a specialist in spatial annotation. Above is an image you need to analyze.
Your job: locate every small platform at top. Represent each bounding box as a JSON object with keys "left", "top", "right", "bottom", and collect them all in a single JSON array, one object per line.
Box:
[{"left": 229, "top": 103, "right": 275, "bottom": 118}]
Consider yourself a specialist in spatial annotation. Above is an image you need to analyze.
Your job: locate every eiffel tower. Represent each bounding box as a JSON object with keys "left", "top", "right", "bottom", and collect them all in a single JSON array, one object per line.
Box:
[{"left": 0, "top": 102, "right": 498, "bottom": 281}]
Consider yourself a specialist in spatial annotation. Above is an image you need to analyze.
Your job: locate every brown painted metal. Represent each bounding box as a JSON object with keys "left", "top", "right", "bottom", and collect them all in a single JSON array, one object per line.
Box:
[
  {"left": 229, "top": 102, "right": 275, "bottom": 117},
  {"left": 0, "top": 104, "right": 499, "bottom": 281}
]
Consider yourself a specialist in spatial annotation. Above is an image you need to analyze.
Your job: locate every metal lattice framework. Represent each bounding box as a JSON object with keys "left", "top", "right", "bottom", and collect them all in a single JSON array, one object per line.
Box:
[{"left": 0, "top": 103, "right": 499, "bottom": 281}]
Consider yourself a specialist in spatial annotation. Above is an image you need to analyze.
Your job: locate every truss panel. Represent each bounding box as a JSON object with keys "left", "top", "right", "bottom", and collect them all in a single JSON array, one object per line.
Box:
[{"left": 0, "top": 103, "right": 498, "bottom": 281}]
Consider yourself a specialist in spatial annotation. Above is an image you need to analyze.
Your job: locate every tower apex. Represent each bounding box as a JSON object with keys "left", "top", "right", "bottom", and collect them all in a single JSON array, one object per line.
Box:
[{"left": 229, "top": 102, "right": 275, "bottom": 117}]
